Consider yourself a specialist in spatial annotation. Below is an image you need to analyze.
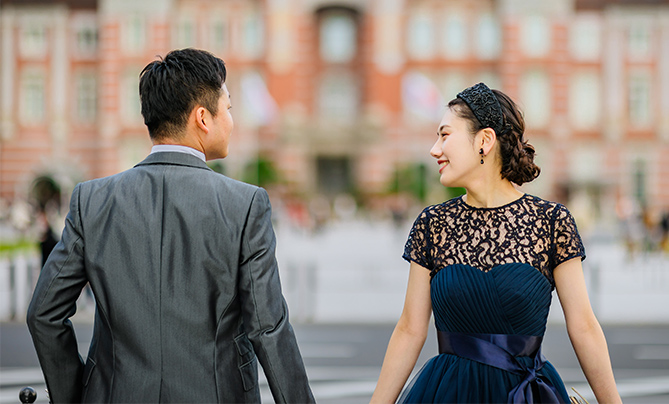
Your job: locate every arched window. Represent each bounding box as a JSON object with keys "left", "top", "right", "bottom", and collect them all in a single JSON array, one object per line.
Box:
[{"left": 319, "top": 8, "right": 357, "bottom": 64}]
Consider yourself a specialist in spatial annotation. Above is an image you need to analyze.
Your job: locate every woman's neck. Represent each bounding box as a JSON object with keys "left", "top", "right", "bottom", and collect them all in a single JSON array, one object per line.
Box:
[{"left": 462, "top": 180, "right": 524, "bottom": 208}]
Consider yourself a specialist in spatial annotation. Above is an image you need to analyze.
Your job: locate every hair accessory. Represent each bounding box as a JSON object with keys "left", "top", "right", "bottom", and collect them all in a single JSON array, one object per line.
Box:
[{"left": 457, "top": 82, "right": 504, "bottom": 136}]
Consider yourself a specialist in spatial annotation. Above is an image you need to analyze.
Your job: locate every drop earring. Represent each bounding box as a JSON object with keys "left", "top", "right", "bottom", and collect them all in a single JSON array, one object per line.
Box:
[{"left": 479, "top": 148, "right": 484, "bottom": 164}]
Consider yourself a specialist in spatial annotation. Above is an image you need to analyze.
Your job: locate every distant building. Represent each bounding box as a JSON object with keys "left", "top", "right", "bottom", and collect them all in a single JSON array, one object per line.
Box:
[{"left": 1, "top": 0, "right": 668, "bottom": 225}]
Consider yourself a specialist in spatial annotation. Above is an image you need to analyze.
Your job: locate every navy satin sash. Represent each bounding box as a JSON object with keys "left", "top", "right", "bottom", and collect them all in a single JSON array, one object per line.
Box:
[{"left": 437, "top": 331, "right": 566, "bottom": 404}]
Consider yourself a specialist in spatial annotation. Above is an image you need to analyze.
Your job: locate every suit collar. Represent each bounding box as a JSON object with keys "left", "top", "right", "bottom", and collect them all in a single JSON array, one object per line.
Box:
[{"left": 135, "top": 151, "right": 213, "bottom": 171}]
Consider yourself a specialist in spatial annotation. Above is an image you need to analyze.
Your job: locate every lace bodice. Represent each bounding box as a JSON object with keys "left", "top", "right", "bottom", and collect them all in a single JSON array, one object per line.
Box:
[{"left": 403, "top": 194, "right": 585, "bottom": 288}]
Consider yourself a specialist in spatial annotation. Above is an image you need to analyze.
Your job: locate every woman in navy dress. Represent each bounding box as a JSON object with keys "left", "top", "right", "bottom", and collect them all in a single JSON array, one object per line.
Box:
[{"left": 371, "top": 83, "right": 621, "bottom": 404}]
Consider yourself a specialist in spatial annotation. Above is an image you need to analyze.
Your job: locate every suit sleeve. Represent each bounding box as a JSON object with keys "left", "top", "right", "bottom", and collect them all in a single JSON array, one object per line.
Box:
[
  {"left": 238, "top": 188, "right": 315, "bottom": 403},
  {"left": 27, "top": 184, "right": 88, "bottom": 404}
]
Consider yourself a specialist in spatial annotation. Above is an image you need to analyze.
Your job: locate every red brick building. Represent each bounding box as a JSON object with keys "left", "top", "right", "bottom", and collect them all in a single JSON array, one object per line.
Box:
[{"left": 1, "top": 0, "right": 668, "bottom": 226}]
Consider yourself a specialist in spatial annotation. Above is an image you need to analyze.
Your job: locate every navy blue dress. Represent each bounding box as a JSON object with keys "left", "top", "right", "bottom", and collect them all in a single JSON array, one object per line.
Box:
[{"left": 399, "top": 194, "right": 585, "bottom": 403}]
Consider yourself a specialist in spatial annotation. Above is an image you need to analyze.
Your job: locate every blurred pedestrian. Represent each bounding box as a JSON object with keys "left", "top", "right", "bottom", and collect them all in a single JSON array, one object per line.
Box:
[
  {"left": 27, "top": 48, "right": 314, "bottom": 403},
  {"left": 36, "top": 211, "right": 58, "bottom": 268},
  {"left": 371, "top": 83, "right": 621, "bottom": 403},
  {"left": 660, "top": 210, "right": 669, "bottom": 253}
]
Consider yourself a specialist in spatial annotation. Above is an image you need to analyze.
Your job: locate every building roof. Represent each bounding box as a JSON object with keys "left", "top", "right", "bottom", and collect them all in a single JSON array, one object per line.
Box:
[
  {"left": 1, "top": 0, "right": 97, "bottom": 9},
  {"left": 576, "top": 0, "right": 669, "bottom": 10}
]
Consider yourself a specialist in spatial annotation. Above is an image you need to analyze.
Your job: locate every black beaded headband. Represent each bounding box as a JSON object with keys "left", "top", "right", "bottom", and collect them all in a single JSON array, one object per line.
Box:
[{"left": 456, "top": 82, "right": 505, "bottom": 135}]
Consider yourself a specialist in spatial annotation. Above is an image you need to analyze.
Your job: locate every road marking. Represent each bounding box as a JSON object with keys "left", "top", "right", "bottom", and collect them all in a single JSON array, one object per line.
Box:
[
  {"left": 3, "top": 367, "right": 669, "bottom": 403},
  {"left": 571, "top": 376, "right": 669, "bottom": 400},
  {"left": 634, "top": 345, "right": 669, "bottom": 360},
  {"left": 0, "top": 369, "right": 43, "bottom": 387},
  {"left": 298, "top": 343, "right": 356, "bottom": 358}
]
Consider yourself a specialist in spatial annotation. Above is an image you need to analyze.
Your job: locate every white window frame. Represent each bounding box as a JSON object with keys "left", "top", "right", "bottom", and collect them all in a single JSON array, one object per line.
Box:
[
  {"left": 406, "top": 9, "right": 435, "bottom": 60},
  {"left": 20, "top": 69, "right": 46, "bottom": 124},
  {"left": 74, "top": 71, "right": 97, "bottom": 124},
  {"left": 121, "top": 14, "right": 146, "bottom": 54},
  {"left": 520, "top": 15, "right": 550, "bottom": 58},
  {"left": 628, "top": 69, "right": 653, "bottom": 128},
  {"left": 319, "top": 10, "right": 357, "bottom": 64},
  {"left": 568, "top": 71, "right": 601, "bottom": 130},
  {"left": 569, "top": 14, "right": 601, "bottom": 61}
]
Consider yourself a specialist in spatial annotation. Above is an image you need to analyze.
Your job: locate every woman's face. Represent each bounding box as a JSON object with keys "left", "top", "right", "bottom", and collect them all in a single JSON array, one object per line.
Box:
[{"left": 430, "top": 108, "right": 481, "bottom": 188}]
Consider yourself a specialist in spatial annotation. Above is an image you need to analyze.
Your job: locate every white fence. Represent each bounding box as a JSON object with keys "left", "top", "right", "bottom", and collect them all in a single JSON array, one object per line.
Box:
[
  {"left": 0, "top": 252, "right": 40, "bottom": 322},
  {"left": 2, "top": 221, "right": 668, "bottom": 324},
  {"left": 277, "top": 221, "right": 669, "bottom": 325}
]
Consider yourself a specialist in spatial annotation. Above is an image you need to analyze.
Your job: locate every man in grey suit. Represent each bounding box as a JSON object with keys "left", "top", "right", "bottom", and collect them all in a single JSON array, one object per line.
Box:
[{"left": 27, "top": 48, "right": 315, "bottom": 403}]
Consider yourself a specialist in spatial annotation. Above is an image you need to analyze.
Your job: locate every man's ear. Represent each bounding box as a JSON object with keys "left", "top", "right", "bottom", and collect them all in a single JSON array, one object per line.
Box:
[
  {"left": 479, "top": 127, "right": 497, "bottom": 155},
  {"left": 194, "top": 106, "right": 209, "bottom": 134}
]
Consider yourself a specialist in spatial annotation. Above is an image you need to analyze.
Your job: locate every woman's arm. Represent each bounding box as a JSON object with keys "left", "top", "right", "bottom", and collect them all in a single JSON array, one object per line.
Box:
[
  {"left": 554, "top": 257, "right": 622, "bottom": 404},
  {"left": 371, "top": 262, "right": 433, "bottom": 403}
]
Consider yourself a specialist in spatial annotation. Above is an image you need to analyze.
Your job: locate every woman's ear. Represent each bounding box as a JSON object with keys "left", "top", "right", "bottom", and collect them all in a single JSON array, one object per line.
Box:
[{"left": 479, "top": 127, "right": 497, "bottom": 156}]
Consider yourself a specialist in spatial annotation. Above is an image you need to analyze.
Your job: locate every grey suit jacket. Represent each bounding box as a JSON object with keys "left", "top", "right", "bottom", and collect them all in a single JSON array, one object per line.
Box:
[{"left": 27, "top": 152, "right": 314, "bottom": 403}]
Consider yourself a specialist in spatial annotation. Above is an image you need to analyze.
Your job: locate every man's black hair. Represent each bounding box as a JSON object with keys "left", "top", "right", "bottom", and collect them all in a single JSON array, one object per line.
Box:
[{"left": 139, "top": 48, "right": 227, "bottom": 141}]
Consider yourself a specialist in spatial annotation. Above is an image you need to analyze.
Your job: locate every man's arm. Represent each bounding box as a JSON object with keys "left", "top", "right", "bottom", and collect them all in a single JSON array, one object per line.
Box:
[
  {"left": 27, "top": 184, "right": 88, "bottom": 403},
  {"left": 238, "top": 188, "right": 315, "bottom": 403}
]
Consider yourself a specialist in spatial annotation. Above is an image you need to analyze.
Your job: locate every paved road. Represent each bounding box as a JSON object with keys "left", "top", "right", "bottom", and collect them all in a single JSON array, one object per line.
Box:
[{"left": 2, "top": 320, "right": 669, "bottom": 403}]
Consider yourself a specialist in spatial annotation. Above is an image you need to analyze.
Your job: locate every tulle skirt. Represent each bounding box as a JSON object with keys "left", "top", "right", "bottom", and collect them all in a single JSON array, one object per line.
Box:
[{"left": 398, "top": 353, "right": 570, "bottom": 404}]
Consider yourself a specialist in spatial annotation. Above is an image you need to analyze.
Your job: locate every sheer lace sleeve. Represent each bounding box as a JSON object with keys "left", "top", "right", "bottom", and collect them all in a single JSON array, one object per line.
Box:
[
  {"left": 551, "top": 204, "right": 586, "bottom": 269},
  {"left": 403, "top": 209, "right": 431, "bottom": 270}
]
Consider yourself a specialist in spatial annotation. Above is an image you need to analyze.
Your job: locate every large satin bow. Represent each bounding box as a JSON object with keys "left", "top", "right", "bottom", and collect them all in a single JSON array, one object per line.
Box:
[{"left": 437, "top": 331, "right": 566, "bottom": 404}]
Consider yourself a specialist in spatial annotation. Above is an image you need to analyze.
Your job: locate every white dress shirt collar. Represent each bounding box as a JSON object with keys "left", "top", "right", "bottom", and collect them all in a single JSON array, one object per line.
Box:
[{"left": 150, "top": 145, "right": 206, "bottom": 162}]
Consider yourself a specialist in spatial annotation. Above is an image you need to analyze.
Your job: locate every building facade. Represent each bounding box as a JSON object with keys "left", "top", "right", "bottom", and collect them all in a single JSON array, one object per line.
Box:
[{"left": 1, "top": 0, "right": 668, "bottom": 228}]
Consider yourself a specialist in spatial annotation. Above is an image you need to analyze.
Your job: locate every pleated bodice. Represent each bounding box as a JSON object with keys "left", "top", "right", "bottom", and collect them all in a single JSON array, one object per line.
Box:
[{"left": 431, "top": 263, "right": 552, "bottom": 337}]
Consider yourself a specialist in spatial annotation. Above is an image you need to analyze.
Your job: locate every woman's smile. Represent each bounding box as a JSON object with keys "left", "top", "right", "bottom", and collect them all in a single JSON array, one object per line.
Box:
[{"left": 438, "top": 159, "right": 449, "bottom": 173}]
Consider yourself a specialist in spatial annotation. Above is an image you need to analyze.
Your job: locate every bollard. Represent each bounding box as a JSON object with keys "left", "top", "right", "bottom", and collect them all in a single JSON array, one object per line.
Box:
[
  {"left": 19, "top": 387, "right": 36, "bottom": 403},
  {"left": 14, "top": 255, "right": 30, "bottom": 319},
  {"left": 0, "top": 258, "right": 11, "bottom": 320}
]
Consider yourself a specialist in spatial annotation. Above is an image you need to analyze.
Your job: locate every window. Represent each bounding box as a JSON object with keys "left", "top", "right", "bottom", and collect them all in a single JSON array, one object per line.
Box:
[
  {"left": 568, "top": 72, "right": 601, "bottom": 130},
  {"left": 628, "top": 71, "right": 652, "bottom": 127},
  {"left": 520, "top": 15, "right": 550, "bottom": 58},
  {"left": 20, "top": 71, "right": 46, "bottom": 124},
  {"left": 520, "top": 70, "right": 551, "bottom": 128},
  {"left": 628, "top": 21, "right": 651, "bottom": 59},
  {"left": 75, "top": 73, "right": 97, "bottom": 123},
  {"left": 243, "top": 9, "right": 264, "bottom": 59},
  {"left": 210, "top": 17, "right": 229, "bottom": 54},
  {"left": 407, "top": 10, "right": 435, "bottom": 60},
  {"left": 318, "top": 71, "right": 358, "bottom": 123},
  {"left": 122, "top": 14, "right": 146, "bottom": 54},
  {"left": 319, "top": 9, "right": 357, "bottom": 63},
  {"left": 569, "top": 15, "right": 601, "bottom": 61},
  {"left": 121, "top": 70, "right": 141, "bottom": 123},
  {"left": 76, "top": 26, "right": 98, "bottom": 56},
  {"left": 441, "top": 13, "right": 467, "bottom": 60},
  {"left": 476, "top": 13, "right": 500, "bottom": 59},
  {"left": 20, "top": 24, "right": 47, "bottom": 58},
  {"left": 174, "top": 18, "right": 196, "bottom": 49}
]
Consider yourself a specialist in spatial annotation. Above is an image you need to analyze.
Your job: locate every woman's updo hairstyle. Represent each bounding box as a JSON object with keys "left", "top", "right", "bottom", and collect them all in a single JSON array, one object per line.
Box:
[{"left": 448, "top": 83, "right": 540, "bottom": 185}]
